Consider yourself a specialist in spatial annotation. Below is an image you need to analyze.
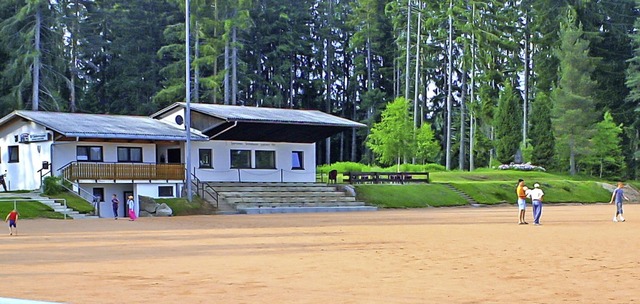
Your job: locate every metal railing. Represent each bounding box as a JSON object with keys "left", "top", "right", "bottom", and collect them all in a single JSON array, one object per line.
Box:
[
  {"left": 0, "top": 198, "right": 70, "bottom": 219},
  {"left": 191, "top": 172, "right": 218, "bottom": 208},
  {"left": 60, "top": 177, "right": 101, "bottom": 216}
]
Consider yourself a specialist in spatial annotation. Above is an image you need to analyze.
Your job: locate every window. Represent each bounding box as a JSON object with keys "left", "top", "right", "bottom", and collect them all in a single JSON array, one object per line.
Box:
[
  {"left": 292, "top": 151, "right": 304, "bottom": 169},
  {"left": 158, "top": 186, "right": 174, "bottom": 197},
  {"left": 255, "top": 150, "right": 276, "bottom": 169},
  {"left": 199, "top": 149, "right": 212, "bottom": 168},
  {"left": 117, "top": 147, "right": 143, "bottom": 162},
  {"left": 77, "top": 146, "right": 103, "bottom": 162},
  {"left": 8, "top": 146, "right": 19, "bottom": 163},
  {"left": 230, "top": 150, "right": 251, "bottom": 168},
  {"left": 93, "top": 188, "right": 105, "bottom": 203}
]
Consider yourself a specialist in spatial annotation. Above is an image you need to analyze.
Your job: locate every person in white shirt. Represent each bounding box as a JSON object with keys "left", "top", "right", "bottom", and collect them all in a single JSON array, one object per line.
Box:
[{"left": 527, "top": 183, "right": 544, "bottom": 225}]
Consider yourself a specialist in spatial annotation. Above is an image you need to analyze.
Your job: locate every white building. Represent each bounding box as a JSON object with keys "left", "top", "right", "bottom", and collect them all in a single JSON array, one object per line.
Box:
[{"left": 0, "top": 103, "right": 364, "bottom": 217}]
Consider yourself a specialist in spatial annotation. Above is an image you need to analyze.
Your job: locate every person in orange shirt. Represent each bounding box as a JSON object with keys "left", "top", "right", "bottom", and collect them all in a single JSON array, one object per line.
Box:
[
  {"left": 516, "top": 179, "right": 528, "bottom": 225},
  {"left": 5, "top": 209, "right": 18, "bottom": 235}
]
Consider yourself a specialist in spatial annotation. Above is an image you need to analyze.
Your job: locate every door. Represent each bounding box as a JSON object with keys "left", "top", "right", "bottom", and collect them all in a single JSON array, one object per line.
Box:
[
  {"left": 123, "top": 191, "right": 133, "bottom": 218},
  {"left": 167, "top": 148, "right": 181, "bottom": 163}
]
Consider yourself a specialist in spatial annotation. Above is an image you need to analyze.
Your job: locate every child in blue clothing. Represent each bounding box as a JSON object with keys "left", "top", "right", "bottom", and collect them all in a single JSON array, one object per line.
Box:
[{"left": 609, "top": 182, "right": 629, "bottom": 222}]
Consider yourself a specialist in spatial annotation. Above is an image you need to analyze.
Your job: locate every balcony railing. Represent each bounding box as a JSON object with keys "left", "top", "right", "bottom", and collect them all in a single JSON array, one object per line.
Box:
[{"left": 61, "top": 162, "right": 185, "bottom": 181}]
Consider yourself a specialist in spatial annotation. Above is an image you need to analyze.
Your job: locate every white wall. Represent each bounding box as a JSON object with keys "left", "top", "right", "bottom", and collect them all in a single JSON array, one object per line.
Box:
[
  {"left": 90, "top": 182, "right": 180, "bottom": 218},
  {"left": 0, "top": 120, "right": 52, "bottom": 190},
  {"left": 52, "top": 141, "right": 157, "bottom": 174},
  {"left": 191, "top": 140, "right": 316, "bottom": 182}
]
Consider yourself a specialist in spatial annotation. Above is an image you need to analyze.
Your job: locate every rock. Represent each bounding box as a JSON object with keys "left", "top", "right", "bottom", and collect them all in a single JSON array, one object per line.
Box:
[
  {"left": 139, "top": 210, "right": 153, "bottom": 217},
  {"left": 140, "top": 196, "right": 159, "bottom": 213},
  {"left": 155, "top": 203, "right": 173, "bottom": 217}
]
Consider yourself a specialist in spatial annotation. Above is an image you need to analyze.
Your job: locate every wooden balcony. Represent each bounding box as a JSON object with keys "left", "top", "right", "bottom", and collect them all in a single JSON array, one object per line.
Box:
[{"left": 62, "top": 162, "right": 185, "bottom": 181}]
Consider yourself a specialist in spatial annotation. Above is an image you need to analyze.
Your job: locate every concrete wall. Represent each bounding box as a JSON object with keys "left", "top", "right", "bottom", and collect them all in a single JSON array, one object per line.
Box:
[{"left": 191, "top": 140, "right": 316, "bottom": 183}]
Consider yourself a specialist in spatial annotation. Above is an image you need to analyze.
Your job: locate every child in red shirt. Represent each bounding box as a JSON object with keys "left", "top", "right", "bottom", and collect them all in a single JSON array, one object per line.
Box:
[{"left": 5, "top": 209, "right": 18, "bottom": 235}]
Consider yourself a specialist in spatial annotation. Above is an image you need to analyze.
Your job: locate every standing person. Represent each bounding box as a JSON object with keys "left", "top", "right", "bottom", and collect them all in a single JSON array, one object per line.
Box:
[
  {"left": 5, "top": 209, "right": 18, "bottom": 235},
  {"left": 0, "top": 171, "right": 7, "bottom": 192},
  {"left": 127, "top": 195, "right": 137, "bottom": 221},
  {"left": 609, "top": 182, "right": 629, "bottom": 222},
  {"left": 516, "top": 179, "right": 528, "bottom": 225},
  {"left": 527, "top": 183, "right": 545, "bottom": 225},
  {"left": 111, "top": 194, "right": 120, "bottom": 220}
]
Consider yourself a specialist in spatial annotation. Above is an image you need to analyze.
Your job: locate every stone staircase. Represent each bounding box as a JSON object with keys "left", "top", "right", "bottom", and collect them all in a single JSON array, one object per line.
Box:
[
  {"left": 203, "top": 182, "right": 377, "bottom": 214},
  {"left": 444, "top": 184, "right": 481, "bottom": 207},
  {"left": 36, "top": 198, "right": 98, "bottom": 219}
]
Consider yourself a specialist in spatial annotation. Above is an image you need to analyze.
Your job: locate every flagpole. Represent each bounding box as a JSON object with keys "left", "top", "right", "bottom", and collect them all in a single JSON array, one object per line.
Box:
[{"left": 185, "top": 0, "right": 193, "bottom": 202}]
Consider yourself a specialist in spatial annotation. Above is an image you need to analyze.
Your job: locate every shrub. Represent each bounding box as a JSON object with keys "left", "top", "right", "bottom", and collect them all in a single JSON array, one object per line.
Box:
[{"left": 43, "top": 176, "right": 64, "bottom": 195}]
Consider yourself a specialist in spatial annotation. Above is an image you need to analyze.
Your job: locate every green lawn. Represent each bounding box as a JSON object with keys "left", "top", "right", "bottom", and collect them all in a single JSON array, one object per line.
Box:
[{"left": 355, "top": 184, "right": 468, "bottom": 208}]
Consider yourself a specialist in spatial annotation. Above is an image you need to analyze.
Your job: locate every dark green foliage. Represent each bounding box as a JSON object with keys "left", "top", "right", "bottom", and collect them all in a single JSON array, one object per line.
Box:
[
  {"left": 529, "top": 92, "right": 555, "bottom": 168},
  {"left": 43, "top": 176, "right": 64, "bottom": 195},
  {"left": 494, "top": 81, "right": 522, "bottom": 164}
]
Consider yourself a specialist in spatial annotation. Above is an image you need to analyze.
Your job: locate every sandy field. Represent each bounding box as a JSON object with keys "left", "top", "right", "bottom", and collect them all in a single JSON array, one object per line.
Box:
[{"left": 0, "top": 204, "right": 638, "bottom": 304}]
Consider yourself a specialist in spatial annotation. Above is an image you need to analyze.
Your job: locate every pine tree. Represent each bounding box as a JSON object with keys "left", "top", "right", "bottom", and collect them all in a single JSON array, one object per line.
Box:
[
  {"left": 529, "top": 92, "right": 554, "bottom": 168},
  {"left": 551, "top": 8, "right": 600, "bottom": 175},
  {"left": 494, "top": 80, "right": 522, "bottom": 164}
]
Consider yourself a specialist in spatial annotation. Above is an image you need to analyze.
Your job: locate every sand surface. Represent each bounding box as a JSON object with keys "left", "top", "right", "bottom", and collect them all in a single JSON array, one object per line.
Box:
[{"left": 0, "top": 204, "right": 638, "bottom": 304}]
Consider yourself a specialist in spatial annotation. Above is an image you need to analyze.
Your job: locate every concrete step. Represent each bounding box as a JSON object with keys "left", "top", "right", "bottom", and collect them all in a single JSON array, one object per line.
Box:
[
  {"left": 235, "top": 201, "right": 367, "bottom": 209},
  {"left": 238, "top": 206, "right": 378, "bottom": 214},
  {"left": 224, "top": 196, "right": 357, "bottom": 204},
  {"left": 220, "top": 191, "right": 346, "bottom": 197},
  {"left": 212, "top": 186, "right": 338, "bottom": 192}
]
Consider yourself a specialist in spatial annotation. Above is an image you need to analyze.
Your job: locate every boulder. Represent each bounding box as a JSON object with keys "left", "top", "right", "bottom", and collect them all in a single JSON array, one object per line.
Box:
[
  {"left": 140, "top": 196, "right": 159, "bottom": 213},
  {"left": 155, "top": 203, "right": 173, "bottom": 217}
]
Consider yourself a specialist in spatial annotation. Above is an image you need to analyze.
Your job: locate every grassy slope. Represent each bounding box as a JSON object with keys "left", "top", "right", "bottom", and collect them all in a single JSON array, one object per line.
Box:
[
  {"left": 0, "top": 200, "right": 64, "bottom": 219},
  {"left": 356, "top": 169, "right": 618, "bottom": 208}
]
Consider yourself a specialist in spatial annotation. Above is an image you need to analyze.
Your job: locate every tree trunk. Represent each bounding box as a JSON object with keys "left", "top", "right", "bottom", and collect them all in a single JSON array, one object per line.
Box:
[
  {"left": 445, "top": 0, "right": 453, "bottom": 170},
  {"left": 522, "top": 8, "right": 530, "bottom": 146},
  {"left": 32, "top": 5, "right": 42, "bottom": 111},
  {"left": 194, "top": 21, "right": 200, "bottom": 103},
  {"left": 404, "top": 0, "right": 411, "bottom": 100},
  {"left": 224, "top": 40, "right": 230, "bottom": 105},
  {"left": 570, "top": 136, "right": 576, "bottom": 175},
  {"left": 325, "top": 0, "right": 334, "bottom": 165},
  {"left": 413, "top": 12, "right": 421, "bottom": 130},
  {"left": 459, "top": 69, "right": 467, "bottom": 170},
  {"left": 231, "top": 26, "right": 238, "bottom": 105}
]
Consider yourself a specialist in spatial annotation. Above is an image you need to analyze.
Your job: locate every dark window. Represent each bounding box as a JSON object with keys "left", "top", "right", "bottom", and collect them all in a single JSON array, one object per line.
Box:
[
  {"left": 292, "top": 151, "right": 304, "bottom": 169},
  {"left": 117, "top": 147, "right": 143, "bottom": 162},
  {"left": 158, "top": 186, "right": 174, "bottom": 197},
  {"left": 8, "top": 146, "right": 19, "bottom": 163},
  {"left": 199, "top": 149, "right": 212, "bottom": 168},
  {"left": 255, "top": 150, "right": 276, "bottom": 169},
  {"left": 93, "top": 188, "right": 105, "bottom": 203},
  {"left": 230, "top": 150, "right": 251, "bottom": 168},
  {"left": 77, "top": 146, "right": 103, "bottom": 162}
]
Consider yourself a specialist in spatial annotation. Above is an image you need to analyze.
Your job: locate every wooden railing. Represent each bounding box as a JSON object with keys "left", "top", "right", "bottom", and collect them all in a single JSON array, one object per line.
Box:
[
  {"left": 61, "top": 162, "right": 185, "bottom": 181},
  {"left": 344, "top": 172, "right": 430, "bottom": 184}
]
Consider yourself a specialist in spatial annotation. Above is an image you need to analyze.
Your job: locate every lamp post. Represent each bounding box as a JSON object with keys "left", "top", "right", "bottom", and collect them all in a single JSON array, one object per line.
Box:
[{"left": 185, "top": 0, "right": 193, "bottom": 202}]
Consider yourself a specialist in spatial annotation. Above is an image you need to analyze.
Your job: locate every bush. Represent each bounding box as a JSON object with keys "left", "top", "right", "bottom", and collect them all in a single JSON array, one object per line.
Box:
[{"left": 43, "top": 176, "right": 64, "bottom": 195}]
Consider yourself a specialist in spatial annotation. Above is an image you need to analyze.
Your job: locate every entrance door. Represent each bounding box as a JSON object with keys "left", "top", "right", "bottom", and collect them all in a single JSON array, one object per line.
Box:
[
  {"left": 123, "top": 191, "right": 133, "bottom": 218},
  {"left": 167, "top": 148, "right": 181, "bottom": 163}
]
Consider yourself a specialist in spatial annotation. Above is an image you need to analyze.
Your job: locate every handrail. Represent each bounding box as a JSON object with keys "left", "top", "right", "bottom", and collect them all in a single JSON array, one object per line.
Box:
[
  {"left": 190, "top": 172, "right": 219, "bottom": 208},
  {"left": 60, "top": 177, "right": 101, "bottom": 216}
]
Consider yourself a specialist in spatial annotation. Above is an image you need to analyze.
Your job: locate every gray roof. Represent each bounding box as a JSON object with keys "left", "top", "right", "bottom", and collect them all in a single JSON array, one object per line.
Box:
[
  {"left": 156, "top": 102, "right": 366, "bottom": 128},
  {"left": 0, "top": 110, "right": 208, "bottom": 141}
]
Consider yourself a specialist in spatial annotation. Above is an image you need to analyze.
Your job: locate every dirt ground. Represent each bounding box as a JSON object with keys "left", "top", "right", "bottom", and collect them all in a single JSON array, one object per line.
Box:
[{"left": 0, "top": 204, "right": 638, "bottom": 304}]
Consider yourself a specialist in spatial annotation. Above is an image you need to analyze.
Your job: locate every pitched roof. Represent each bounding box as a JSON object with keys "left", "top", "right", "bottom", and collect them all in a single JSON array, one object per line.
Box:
[
  {"left": 0, "top": 110, "right": 207, "bottom": 141},
  {"left": 154, "top": 102, "right": 367, "bottom": 128}
]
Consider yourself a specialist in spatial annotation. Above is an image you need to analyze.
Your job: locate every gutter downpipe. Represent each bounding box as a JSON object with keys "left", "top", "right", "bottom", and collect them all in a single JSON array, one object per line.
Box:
[{"left": 209, "top": 121, "right": 238, "bottom": 139}]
